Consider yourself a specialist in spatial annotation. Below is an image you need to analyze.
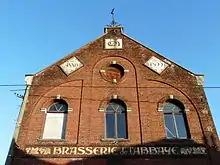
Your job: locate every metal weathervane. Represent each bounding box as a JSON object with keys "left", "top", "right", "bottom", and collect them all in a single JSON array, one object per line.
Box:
[{"left": 109, "top": 8, "right": 121, "bottom": 27}]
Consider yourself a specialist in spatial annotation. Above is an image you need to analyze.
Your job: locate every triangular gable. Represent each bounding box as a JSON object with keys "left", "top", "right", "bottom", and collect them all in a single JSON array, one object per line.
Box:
[{"left": 33, "top": 27, "right": 203, "bottom": 86}]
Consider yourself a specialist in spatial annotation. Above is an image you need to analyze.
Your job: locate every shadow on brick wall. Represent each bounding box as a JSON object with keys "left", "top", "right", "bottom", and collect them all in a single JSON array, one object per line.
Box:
[{"left": 5, "top": 138, "right": 220, "bottom": 165}]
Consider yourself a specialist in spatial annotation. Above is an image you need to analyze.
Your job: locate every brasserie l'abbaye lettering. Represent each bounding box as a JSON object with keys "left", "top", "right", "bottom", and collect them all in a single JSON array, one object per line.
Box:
[{"left": 25, "top": 145, "right": 207, "bottom": 157}]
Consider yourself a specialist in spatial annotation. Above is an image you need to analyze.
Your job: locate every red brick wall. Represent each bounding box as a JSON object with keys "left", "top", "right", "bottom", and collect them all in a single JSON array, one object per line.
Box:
[{"left": 10, "top": 27, "right": 219, "bottom": 165}]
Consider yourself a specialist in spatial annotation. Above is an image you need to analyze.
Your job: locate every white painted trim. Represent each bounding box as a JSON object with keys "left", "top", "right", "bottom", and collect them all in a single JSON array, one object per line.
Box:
[
  {"left": 169, "top": 95, "right": 174, "bottom": 99},
  {"left": 113, "top": 79, "right": 117, "bottom": 83},
  {"left": 56, "top": 95, "right": 61, "bottom": 99},
  {"left": 40, "top": 108, "right": 47, "bottom": 113},
  {"left": 98, "top": 108, "right": 105, "bottom": 112},
  {"left": 25, "top": 75, "right": 33, "bottom": 85},
  {"left": 196, "top": 75, "right": 204, "bottom": 86},
  {"left": 112, "top": 94, "right": 118, "bottom": 99},
  {"left": 112, "top": 61, "right": 117, "bottom": 64}
]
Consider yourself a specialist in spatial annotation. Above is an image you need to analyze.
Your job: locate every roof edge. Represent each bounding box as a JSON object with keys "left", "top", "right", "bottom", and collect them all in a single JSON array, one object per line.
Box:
[
  {"left": 122, "top": 33, "right": 203, "bottom": 76},
  {"left": 35, "top": 33, "right": 107, "bottom": 76}
]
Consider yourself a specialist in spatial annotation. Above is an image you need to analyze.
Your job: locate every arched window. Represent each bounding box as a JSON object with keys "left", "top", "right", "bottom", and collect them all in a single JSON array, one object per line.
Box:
[
  {"left": 42, "top": 99, "right": 68, "bottom": 139},
  {"left": 105, "top": 99, "right": 128, "bottom": 139},
  {"left": 162, "top": 99, "right": 190, "bottom": 139}
]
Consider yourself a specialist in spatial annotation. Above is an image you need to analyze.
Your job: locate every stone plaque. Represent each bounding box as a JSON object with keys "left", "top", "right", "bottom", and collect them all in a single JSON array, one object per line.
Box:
[
  {"left": 144, "top": 56, "right": 168, "bottom": 74},
  {"left": 105, "top": 39, "right": 122, "bottom": 49},
  {"left": 60, "top": 57, "right": 83, "bottom": 75},
  {"left": 196, "top": 75, "right": 204, "bottom": 86}
]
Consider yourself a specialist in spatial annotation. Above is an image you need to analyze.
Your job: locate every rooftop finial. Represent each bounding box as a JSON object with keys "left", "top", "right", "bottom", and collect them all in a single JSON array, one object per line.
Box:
[{"left": 108, "top": 8, "right": 121, "bottom": 27}]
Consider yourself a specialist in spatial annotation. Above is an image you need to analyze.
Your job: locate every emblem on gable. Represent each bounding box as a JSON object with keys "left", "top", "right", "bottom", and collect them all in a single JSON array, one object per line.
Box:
[
  {"left": 144, "top": 56, "right": 168, "bottom": 74},
  {"left": 105, "top": 38, "right": 122, "bottom": 49},
  {"left": 60, "top": 57, "right": 83, "bottom": 75}
]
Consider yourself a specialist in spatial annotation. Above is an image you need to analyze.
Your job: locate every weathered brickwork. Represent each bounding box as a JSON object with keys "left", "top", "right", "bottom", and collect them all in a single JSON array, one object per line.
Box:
[{"left": 6, "top": 27, "right": 219, "bottom": 165}]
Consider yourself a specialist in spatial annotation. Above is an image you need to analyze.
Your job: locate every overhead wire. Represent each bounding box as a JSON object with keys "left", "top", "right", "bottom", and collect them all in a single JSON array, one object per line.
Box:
[{"left": 3, "top": 82, "right": 218, "bottom": 106}]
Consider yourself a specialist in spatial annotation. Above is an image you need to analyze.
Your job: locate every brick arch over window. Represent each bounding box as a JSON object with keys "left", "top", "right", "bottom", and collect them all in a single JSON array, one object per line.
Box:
[
  {"left": 158, "top": 95, "right": 189, "bottom": 112},
  {"left": 161, "top": 99, "right": 191, "bottom": 139},
  {"left": 98, "top": 95, "right": 131, "bottom": 112},
  {"left": 42, "top": 99, "right": 68, "bottom": 139},
  {"left": 23, "top": 80, "right": 82, "bottom": 144}
]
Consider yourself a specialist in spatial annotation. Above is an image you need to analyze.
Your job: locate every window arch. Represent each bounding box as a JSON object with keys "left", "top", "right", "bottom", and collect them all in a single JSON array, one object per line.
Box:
[
  {"left": 105, "top": 99, "right": 128, "bottom": 139},
  {"left": 42, "top": 99, "right": 68, "bottom": 139},
  {"left": 162, "top": 99, "right": 190, "bottom": 139}
]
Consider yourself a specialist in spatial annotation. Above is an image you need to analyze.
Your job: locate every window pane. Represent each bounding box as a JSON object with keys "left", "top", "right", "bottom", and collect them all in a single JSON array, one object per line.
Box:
[
  {"left": 106, "top": 104, "right": 114, "bottom": 112},
  {"left": 56, "top": 103, "right": 68, "bottom": 112},
  {"left": 163, "top": 103, "right": 175, "bottom": 111},
  {"left": 164, "top": 114, "right": 176, "bottom": 138},
  {"left": 49, "top": 102, "right": 68, "bottom": 112},
  {"left": 43, "top": 113, "right": 65, "bottom": 139},
  {"left": 106, "top": 114, "right": 115, "bottom": 138},
  {"left": 173, "top": 105, "right": 182, "bottom": 112},
  {"left": 111, "top": 104, "right": 119, "bottom": 112},
  {"left": 175, "top": 114, "right": 187, "bottom": 138},
  {"left": 117, "top": 113, "right": 127, "bottom": 138},
  {"left": 49, "top": 104, "right": 57, "bottom": 112},
  {"left": 118, "top": 104, "right": 125, "bottom": 113}
]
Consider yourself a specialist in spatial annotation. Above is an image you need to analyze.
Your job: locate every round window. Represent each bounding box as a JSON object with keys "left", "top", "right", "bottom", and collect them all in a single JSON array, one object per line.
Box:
[{"left": 101, "top": 64, "right": 125, "bottom": 83}]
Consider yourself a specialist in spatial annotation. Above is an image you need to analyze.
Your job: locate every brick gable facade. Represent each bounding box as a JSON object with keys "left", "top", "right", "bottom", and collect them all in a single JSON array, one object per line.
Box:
[{"left": 6, "top": 26, "right": 220, "bottom": 165}]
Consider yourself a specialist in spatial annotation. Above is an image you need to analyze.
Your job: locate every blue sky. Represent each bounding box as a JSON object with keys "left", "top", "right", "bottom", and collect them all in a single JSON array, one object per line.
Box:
[{"left": 0, "top": 0, "right": 220, "bottom": 163}]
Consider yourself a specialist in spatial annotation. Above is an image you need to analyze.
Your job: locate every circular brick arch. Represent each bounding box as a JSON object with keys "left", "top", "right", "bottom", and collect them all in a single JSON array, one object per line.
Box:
[
  {"left": 139, "top": 79, "right": 205, "bottom": 143},
  {"left": 24, "top": 80, "right": 83, "bottom": 144}
]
